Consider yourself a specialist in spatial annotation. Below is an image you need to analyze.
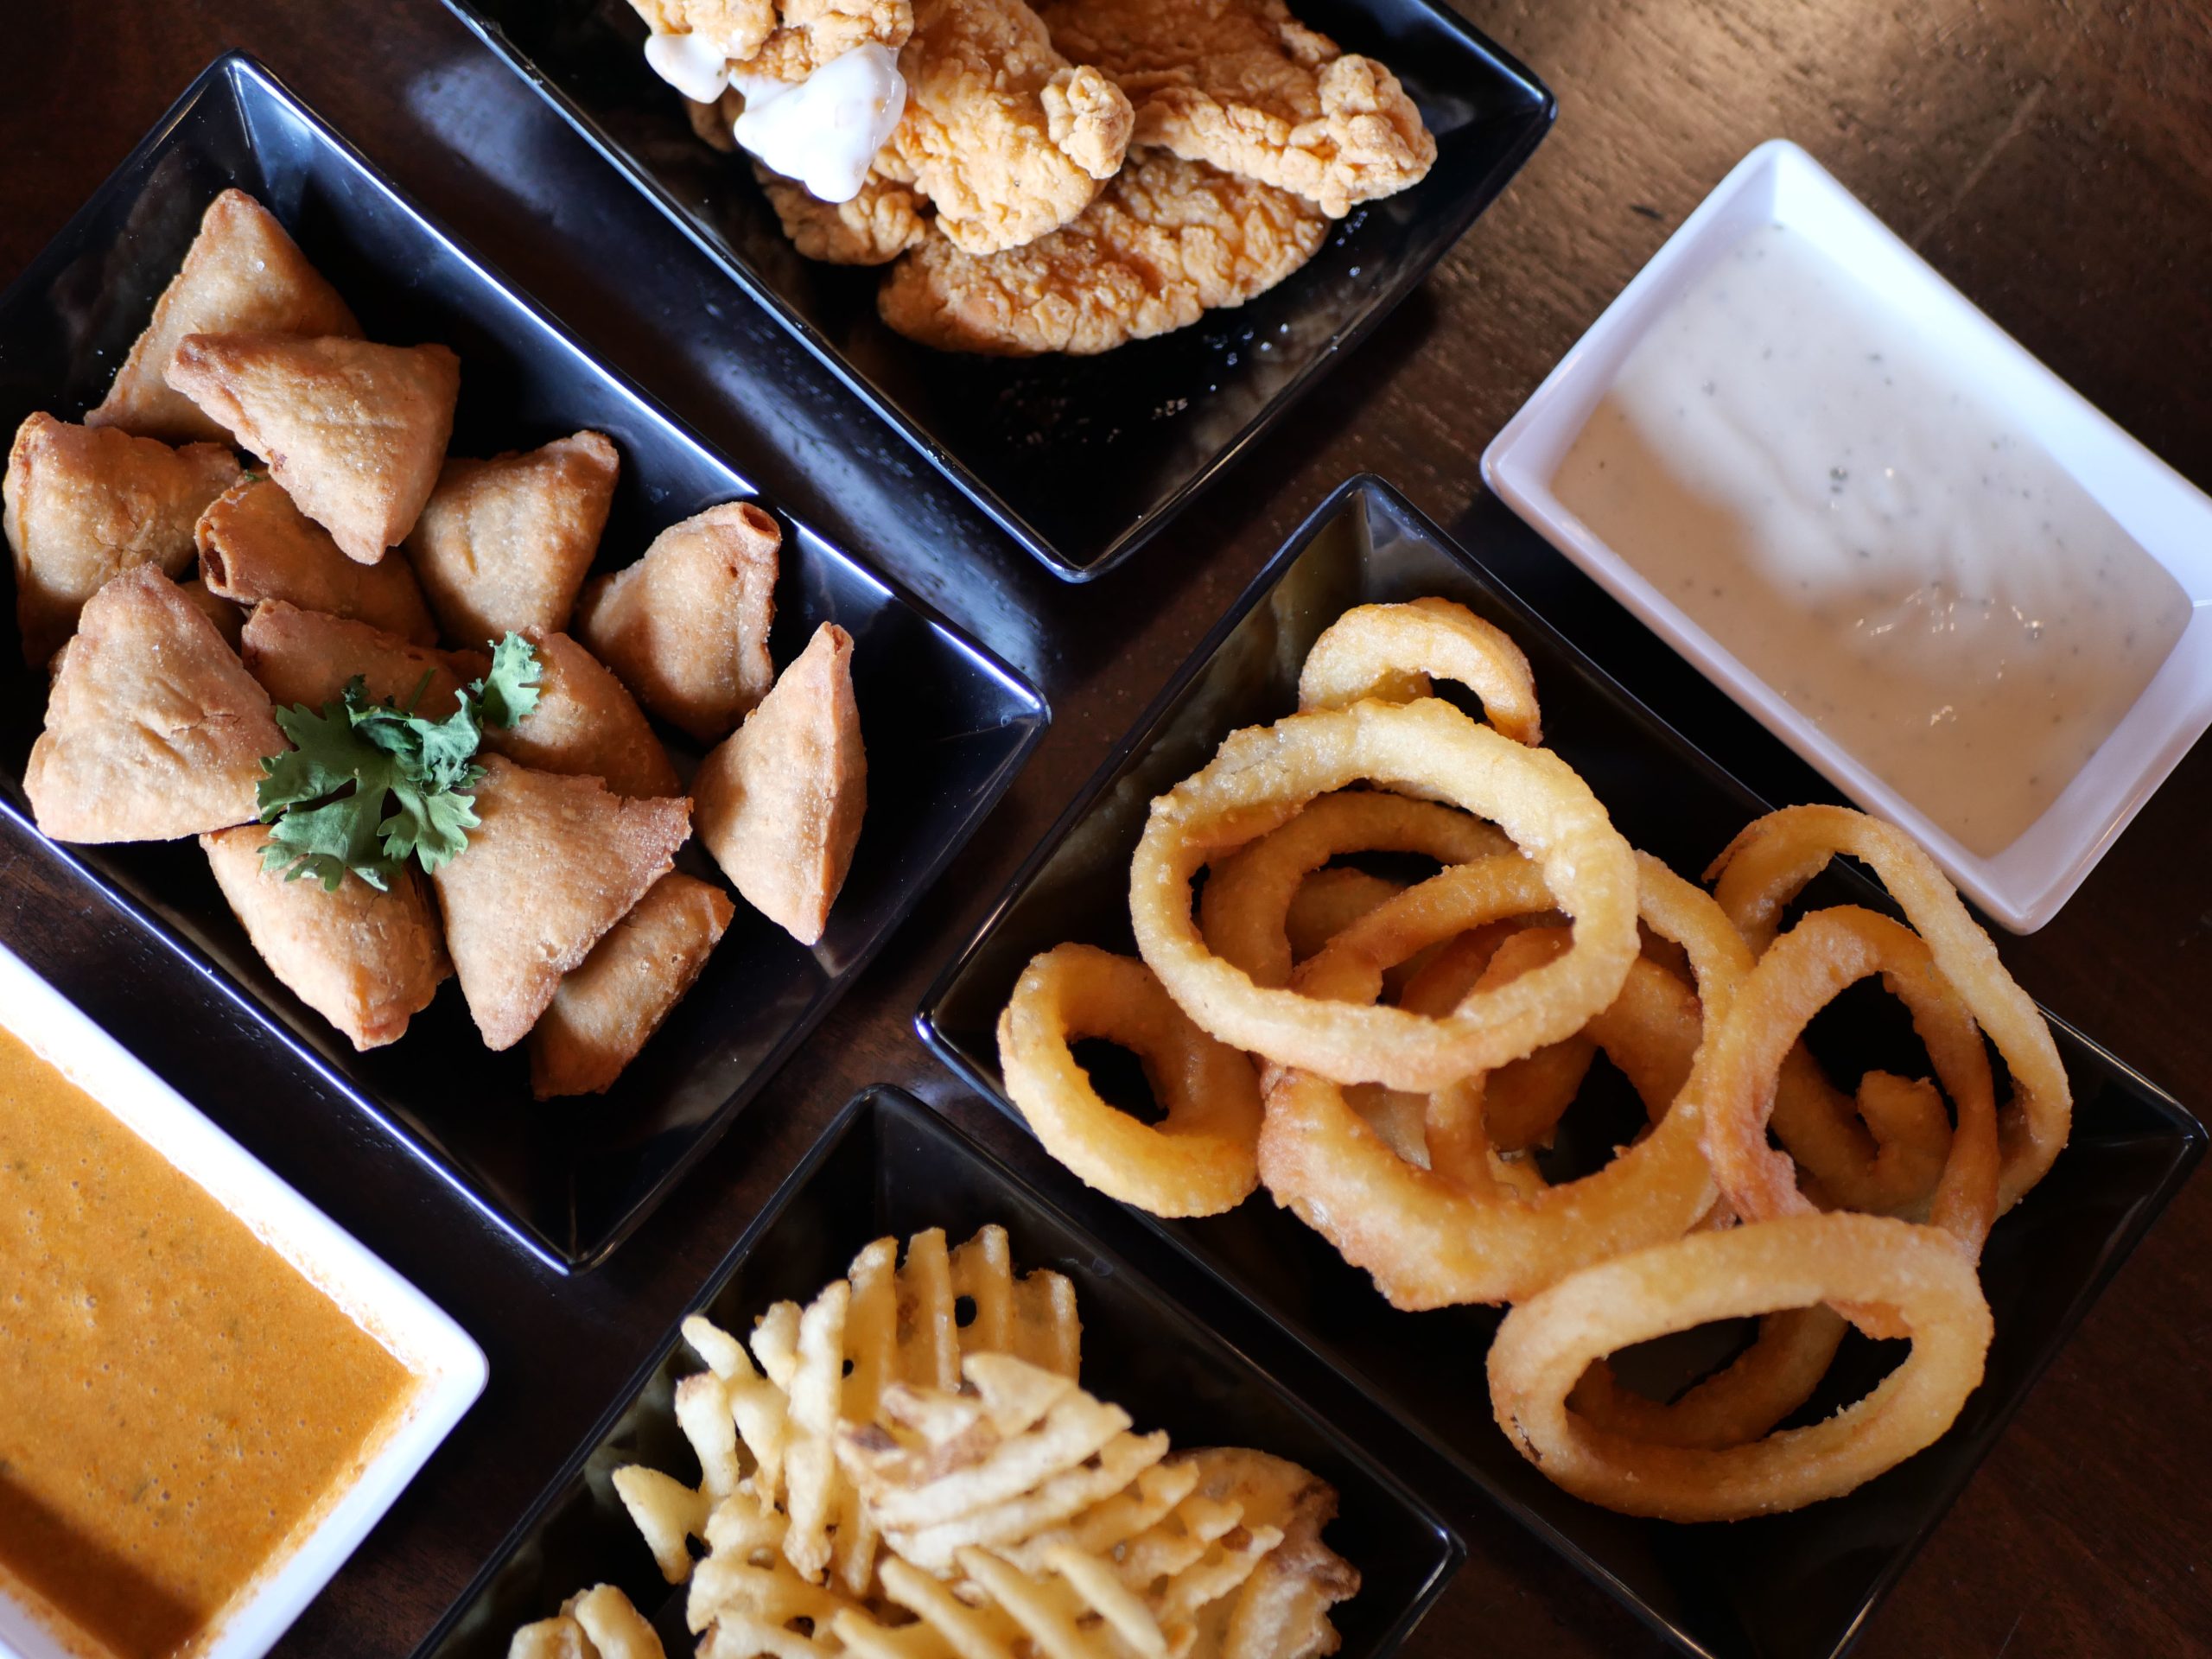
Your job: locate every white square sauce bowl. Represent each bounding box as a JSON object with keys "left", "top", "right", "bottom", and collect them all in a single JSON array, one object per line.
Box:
[{"left": 1484, "top": 138, "right": 2212, "bottom": 931}]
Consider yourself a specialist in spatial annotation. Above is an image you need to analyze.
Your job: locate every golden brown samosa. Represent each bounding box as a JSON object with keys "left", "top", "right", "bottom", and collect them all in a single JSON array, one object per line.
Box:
[
  {"left": 4, "top": 411, "right": 242, "bottom": 663},
  {"left": 480, "top": 629, "right": 680, "bottom": 798},
  {"left": 693, "top": 621, "right": 864, "bottom": 945},
  {"left": 202, "top": 825, "right": 451, "bottom": 1050},
  {"left": 179, "top": 574, "right": 245, "bottom": 651},
  {"left": 404, "top": 432, "right": 620, "bottom": 645},
  {"left": 428, "top": 757, "right": 691, "bottom": 1050},
  {"left": 199, "top": 477, "right": 438, "bottom": 644},
  {"left": 528, "top": 873, "right": 734, "bottom": 1097},
  {"left": 86, "top": 189, "right": 361, "bottom": 446},
  {"left": 164, "top": 333, "right": 460, "bottom": 564},
  {"left": 243, "top": 599, "right": 484, "bottom": 720},
  {"left": 24, "top": 565, "right": 282, "bottom": 842},
  {"left": 574, "top": 500, "right": 779, "bottom": 742}
]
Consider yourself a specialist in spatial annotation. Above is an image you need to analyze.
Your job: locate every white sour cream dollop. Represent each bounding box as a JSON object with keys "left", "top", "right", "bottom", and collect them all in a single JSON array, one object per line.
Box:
[
  {"left": 643, "top": 29, "right": 734, "bottom": 105},
  {"left": 731, "top": 44, "right": 906, "bottom": 205}
]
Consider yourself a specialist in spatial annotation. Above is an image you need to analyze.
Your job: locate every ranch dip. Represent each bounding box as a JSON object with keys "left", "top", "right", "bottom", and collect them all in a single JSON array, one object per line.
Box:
[{"left": 1552, "top": 222, "right": 2190, "bottom": 857}]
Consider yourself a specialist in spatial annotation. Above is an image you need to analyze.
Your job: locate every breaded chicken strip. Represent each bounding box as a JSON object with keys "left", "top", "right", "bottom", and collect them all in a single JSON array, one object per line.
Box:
[
  {"left": 1039, "top": 0, "right": 1434, "bottom": 218},
  {"left": 756, "top": 162, "right": 933, "bottom": 264},
  {"left": 633, "top": 0, "right": 912, "bottom": 79},
  {"left": 878, "top": 149, "right": 1325, "bottom": 353},
  {"left": 887, "top": 0, "right": 1135, "bottom": 255}
]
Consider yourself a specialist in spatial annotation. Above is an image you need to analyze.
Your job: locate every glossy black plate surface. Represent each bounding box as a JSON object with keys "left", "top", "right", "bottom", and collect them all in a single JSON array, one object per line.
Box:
[
  {"left": 0, "top": 55, "right": 1047, "bottom": 1273},
  {"left": 441, "top": 0, "right": 1552, "bottom": 580},
  {"left": 916, "top": 475, "right": 2208, "bottom": 1658},
  {"left": 412, "top": 1085, "right": 1464, "bottom": 1656}
]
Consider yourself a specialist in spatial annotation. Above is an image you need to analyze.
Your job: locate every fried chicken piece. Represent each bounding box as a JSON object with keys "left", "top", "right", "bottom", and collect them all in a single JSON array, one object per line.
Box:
[
  {"left": 887, "top": 0, "right": 1135, "bottom": 255},
  {"left": 633, "top": 0, "right": 912, "bottom": 78},
  {"left": 755, "top": 162, "right": 932, "bottom": 264},
  {"left": 1039, "top": 0, "right": 1433, "bottom": 218},
  {"left": 878, "top": 148, "right": 1325, "bottom": 353}
]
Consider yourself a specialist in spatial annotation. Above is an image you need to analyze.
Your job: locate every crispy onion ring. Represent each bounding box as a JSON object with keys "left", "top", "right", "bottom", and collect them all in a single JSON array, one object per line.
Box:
[
  {"left": 1694, "top": 906, "right": 1999, "bottom": 1338},
  {"left": 1708, "top": 805, "right": 2069, "bottom": 1211},
  {"left": 1487, "top": 1213, "right": 1993, "bottom": 1521},
  {"left": 1199, "top": 790, "right": 1513, "bottom": 988},
  {"left": 1255, "top": 855, "right": 1745, "bottom": 1307},
  {"left": 1131, "top": 700, "right": 1639, "bottom": 1090},
  {"left": 1297, "top": 598, "right": 1542, "bottom": 746},
  {"left": 1567, "top": 1305, "right": 1852, "bottom": 1450},
  {"left": 1770, "top": 1058, "right": 1954, "bottom": 1215},
  {"left": 997, "top": 944, "right": 1262, "bottom": 1217},
  {"left": 1282, "top": 867, "right": 1405, "bottom": 964}
]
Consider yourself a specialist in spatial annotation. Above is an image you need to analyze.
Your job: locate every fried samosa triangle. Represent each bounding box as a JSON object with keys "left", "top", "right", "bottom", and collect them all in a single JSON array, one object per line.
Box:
[
  {"left": 198, "top": 477, "right": 439, "bottom": 645},
  {"left": 242, "top": 599, "right": 485, "bottom": 721},
  {"left": 201, "top": 825, "right": 451, "bottom": 1051},
  {"left": 574, "top": 500, "right": 778, "bottom": 742},
  {"left": 24, "top": 565, "right": 283, "bottom": 843},
  {"left": 163, "top": 333, "right": 460, "bottom": 564},
  {"left": 429, "top": 757, "right": 692, "bottom": 1050},
  {"left": 86, "top": 188, "right": 362, "bottom": 445},
  {"left": 4, "top": 411, "right": 242, "bottom": 664},
  {"left": 480, "top": 629, "right": 681, "bottom": 798},
  {"left": 404, "top": 432, "right": 620, "bottom": 646},
  {"left": 694, "top": 620, "right": 865, "bottom": 946},
  {"left": 529, "top": 873, "right": 735, "bottom": 1098}
]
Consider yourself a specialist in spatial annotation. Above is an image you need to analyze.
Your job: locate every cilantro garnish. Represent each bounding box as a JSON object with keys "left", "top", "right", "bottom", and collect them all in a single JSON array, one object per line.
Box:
[{"left": 257, "top": 633, "right": 543, "bottom": 891}]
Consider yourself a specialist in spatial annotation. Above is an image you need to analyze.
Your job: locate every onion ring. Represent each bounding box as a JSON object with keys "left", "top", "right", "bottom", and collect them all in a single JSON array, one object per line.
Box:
[
  {"left": 1488, "top": 1213, "right": 1993, "bottom": 1520},
  {"left": 1282, "top": 867, "right": 1405, "bottom": 965},
  {"left": 1132, "top": 700, "right": 1639, "bottom": 1090},
  {"left": 1566, "top": 1305, "right": 1851, "bottom": 1450},
  {"left": 996, "top": 944, "right": 1262, "bottom": 1217},
  {"left": 1198, "top": 789, "right": 1512, "bottom": 988},
  {"left": 1255, "top": 855, "right": 1746, "bottom": 1306},
  {"left": 1297, "top": 598, "right": 1541, "bottom": 746},
  {"left": 1694, "top": 906, "right": 1999, "bottom": 1338},
  {"left": 1770, "top": 1057, "right": 1954, "bottom": 1215},
  {"left": 1708, "top": 805, "right": 2069, "bottom": 1211}
]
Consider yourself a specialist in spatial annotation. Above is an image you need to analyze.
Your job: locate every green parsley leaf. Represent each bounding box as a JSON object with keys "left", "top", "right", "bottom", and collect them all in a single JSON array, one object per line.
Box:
[{"left": 255, "top": 635, "right": 540, "bottom": 891}]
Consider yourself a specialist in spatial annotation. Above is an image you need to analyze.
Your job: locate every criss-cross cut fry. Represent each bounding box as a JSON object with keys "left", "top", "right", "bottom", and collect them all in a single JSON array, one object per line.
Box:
[{"left": 573, "top": 1228, "right": 1353, "bottom": 1659}]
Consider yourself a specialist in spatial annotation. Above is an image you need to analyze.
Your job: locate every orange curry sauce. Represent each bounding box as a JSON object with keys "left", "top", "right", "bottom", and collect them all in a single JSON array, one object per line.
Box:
[{"left": 0, "top": 1023, "right": 413, "bottom": 1659}]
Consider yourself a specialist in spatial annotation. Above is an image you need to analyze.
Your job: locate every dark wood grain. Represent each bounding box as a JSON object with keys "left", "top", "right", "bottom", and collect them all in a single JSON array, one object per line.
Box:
[{"left": 6, "top": 3, "right": 2212, "bottom": 1655}]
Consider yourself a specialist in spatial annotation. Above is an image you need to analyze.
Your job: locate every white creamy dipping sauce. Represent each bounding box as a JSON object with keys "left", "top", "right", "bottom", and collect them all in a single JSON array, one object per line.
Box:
[{"left": 1553, "top": 222, "right": 2192, "bottom": 857}]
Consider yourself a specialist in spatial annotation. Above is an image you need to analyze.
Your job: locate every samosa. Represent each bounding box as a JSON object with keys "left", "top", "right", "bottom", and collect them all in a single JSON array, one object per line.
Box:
[
  {"left": 242, "top": 599, "right": 484, "bottom": 719},
  {"left": 480, "top": 629, "right": 680, "bottom": 798},
  {"left": 24, "top": 565, "right": 282, "bottom": 842},
  {"left": 165, "top": 332, "right": 459, "bottom": 563},
  {"left": 528, "top": 873, "right": 734, "bottom": 1097},
  {"left": 693, "top": 621, "right": 864, "bottom": 946},
  {"left": 428, "top": 757, "right": 691, "bottom": 1050},
  {"left": 575, "top": 500, "right": 778, "bottom": 742},
  {"left": 4, "top": 411, "right": 241, "bottom": 663},
  {"left": 405, "top": 432, "right": 620, "bottom": 645},
  {"left": 86, "top": 188, "right": 360, "bottom": 445},
  {"left": 198, "top": 477, "right": 438, "bottom": 644},
  {"left": 202, "top": 825, "right": 450, "bottom": 1050}
]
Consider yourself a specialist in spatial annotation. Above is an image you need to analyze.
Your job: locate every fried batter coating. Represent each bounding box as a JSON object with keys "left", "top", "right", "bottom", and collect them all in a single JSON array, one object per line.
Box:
[
  {"left": 633, "top": 0, "right": 911, "bottom": 78},
  {"left": 878, "top": 149, "right": 1324, "bottom": 354},
  {"left": 887, "top": 0, "right": 1134, "bottom": 255},
  {"left": 1039, "top": 0, "right": 1433, "bottom": 218},
  {"left": 755, "top": 161, "right": 933, "bottom": 264}
]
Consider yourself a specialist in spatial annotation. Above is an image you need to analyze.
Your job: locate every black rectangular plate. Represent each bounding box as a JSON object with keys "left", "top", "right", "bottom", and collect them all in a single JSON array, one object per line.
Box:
[
  {"left": 0, "top": 54, "right": 1047, "bottom": 1274},
  {"left": 410, "top": 1084, "right": 1465, "bottom": 1656},
  {"left": 915, "top": 474, "right": 2209, "bottom": 1658},
  {"left": 441, "top": 0, "right": 1552, "bottom": 580}
]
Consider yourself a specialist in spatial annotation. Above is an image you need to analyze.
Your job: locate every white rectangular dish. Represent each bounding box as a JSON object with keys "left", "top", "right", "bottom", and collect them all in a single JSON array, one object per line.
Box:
[
  {"left": 1483, "top": 137, "right": 2212, "bottom": 931},
  {"left": 0, "top": 941, "right": 487, "bottom": 1659}
]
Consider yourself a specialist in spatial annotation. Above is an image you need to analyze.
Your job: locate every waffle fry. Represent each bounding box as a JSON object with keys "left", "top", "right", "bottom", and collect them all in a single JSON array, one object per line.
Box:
[
  {"left": 508, "top": 1585, "right": 664, "bottom": 1659},
  {"left": 567, "top": 1226, "right": 1352, "bottom": 1659}
]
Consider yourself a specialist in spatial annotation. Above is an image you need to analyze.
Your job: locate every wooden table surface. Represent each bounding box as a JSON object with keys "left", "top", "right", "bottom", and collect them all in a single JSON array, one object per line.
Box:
[{"left": 9, "top": 3, "right": 2212, "bottom": 1655}]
